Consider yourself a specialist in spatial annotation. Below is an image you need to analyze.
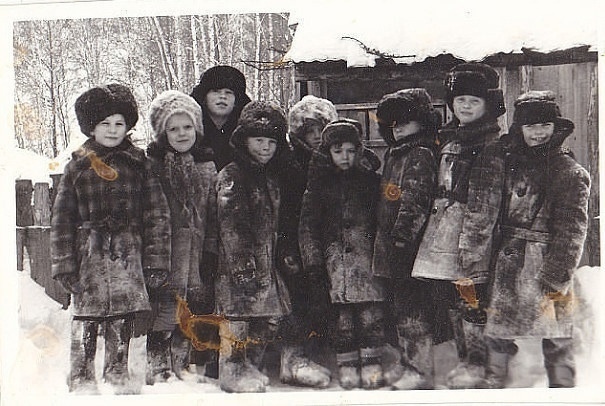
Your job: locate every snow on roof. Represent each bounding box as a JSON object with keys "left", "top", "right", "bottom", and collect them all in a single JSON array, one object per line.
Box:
[{"left": 284, "top": 0, "right": 598, "bottom": 67}]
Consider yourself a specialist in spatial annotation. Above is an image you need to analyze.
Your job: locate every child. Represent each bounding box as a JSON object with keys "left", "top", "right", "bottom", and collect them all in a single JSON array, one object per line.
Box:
[
  {"left": 215, "top": 101, "right": 291, "bottom": 393},
  {"left": 299, "top": 119, "right": 385, "bottom": 390},
  {"left": 190, "top": 65, "right": 252, "bottom": 171},
  {"left": 371, "top": 89, "right": 440, "bottom": 389},
  {"left": 460, "top": 91, "right": 590, "bottom": 388},
  {"left": 51, "top": 84, "right": 171, "bottom": 394},
  {"left": 411, "top": 63, "right": 507, "bottom": 389},
  {"left": 276, "top": 95, "right": 338, "bottom": 388},
  {"left": 145, "top": 90, "right": 218, "bottom": 384}
]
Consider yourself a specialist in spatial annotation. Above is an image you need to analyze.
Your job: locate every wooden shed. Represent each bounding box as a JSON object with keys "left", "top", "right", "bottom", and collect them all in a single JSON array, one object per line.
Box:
[{"left": 285, "top": 5, "right": 599, "bottom": 266}]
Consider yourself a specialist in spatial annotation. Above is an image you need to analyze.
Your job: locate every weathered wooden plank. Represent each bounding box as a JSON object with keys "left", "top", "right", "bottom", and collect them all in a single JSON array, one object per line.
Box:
[
  {"left": 33, "top": 183, "right": 51, "bottom": 227},
  {"left": 16, "top": 228, "right": 26, "bottom": 272},
  {"left": 15, "top": 179, "right": 33, "bottom": 227},
  {"left": 49, "top": 174, "right": 62, "bottom": 210}
]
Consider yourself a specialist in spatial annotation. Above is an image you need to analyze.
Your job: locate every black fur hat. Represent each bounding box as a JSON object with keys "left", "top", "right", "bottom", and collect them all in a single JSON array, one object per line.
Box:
[
  {"left": 320, "top": 118, "right": 363, "bottom": 152},
  {"left": 444, "top": 63, "right": 506, "bottom": 118},
  {"left": 376, "top": 88, "right": 442, "bottom": 144},
  {"left": 230, "top": 101, "right": 288, "bottom": 148},
  {"left": 509, "top": 90, "right": 574, "bottom": 148},
  {"left": 75, "top": 83, "right": 139, "bottom": 137},
  {"left": 190, "top": 65, "right": 252, "bottom": 109}
]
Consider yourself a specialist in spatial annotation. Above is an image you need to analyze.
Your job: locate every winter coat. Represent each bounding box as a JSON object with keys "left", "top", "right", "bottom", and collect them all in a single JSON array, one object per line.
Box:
[
  {"left": 464, "top": 131, "right": 590, "bottom": 339},
  {"left": 275, "top": 137, "right": 313, "bottom": 274},
  {"left": 215, "top": 150, "right": 292, "bottom": 318},
  {"left": 372, "top": 132, "right": 437, "bottom": 279},
  {"left": 299, "top": 151, "right": 384, "bottom": 304},
  {"left": 51, "top": 139, "right": 171, "bottom": 318},
  {"left": 148, "top": 149, "right": 218, "bottom": 330},
  {"left": 412, "top": 119, "right": 501, "bottom": 281}
]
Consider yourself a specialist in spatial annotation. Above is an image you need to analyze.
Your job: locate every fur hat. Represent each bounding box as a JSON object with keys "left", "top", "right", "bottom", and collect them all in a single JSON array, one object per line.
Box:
[
  {"left": 376, "top": 88, "right": 442, "bottom": 144},
  {"left": 513, "top": 90, "right": 572, "bottom": 126},
  {"left": 190, "top": 65, "right": 252, "bottom": 109},
  {"left": 510, "top": 90, "right": 574, "bottom": 146},
  {"left": 320, "top": 119, "right": 363, "bottom": 152},
  {"left": 75, "top": 83, "right": 139, "bottom": 137},
  {"left": 444, "top": 63, "right": 506, "bottom": 118},
  {"left": 149, "top": 90, "right": 203, "bottom": 142},
  {"left": 288, "top": 95, "right": 339, "bottom": 140},
  {"left": 230, "top": 101, "right": 288, "bottom": 148}
]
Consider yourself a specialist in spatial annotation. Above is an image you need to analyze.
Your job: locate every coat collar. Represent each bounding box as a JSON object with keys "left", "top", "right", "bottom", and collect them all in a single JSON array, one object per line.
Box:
[
  {"left": 438, "top": 118, "right": 501, "bottom": 147},
  {"left": 72, "top": 138, "right": 146, "bottom": 169}
]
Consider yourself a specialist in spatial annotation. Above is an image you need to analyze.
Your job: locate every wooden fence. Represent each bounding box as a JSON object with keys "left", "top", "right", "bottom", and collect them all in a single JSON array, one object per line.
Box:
[{"left": 16, "top": 176, "right": 70, "bottom": 308}]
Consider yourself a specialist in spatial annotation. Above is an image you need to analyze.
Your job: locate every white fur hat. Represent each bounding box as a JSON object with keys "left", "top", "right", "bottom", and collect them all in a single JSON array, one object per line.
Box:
[
  {"left": 288, "top": 95, "right": 338, "bottom": 140},
  {"left": 148, "top": 90, "right": 203, "bottom": 141}
]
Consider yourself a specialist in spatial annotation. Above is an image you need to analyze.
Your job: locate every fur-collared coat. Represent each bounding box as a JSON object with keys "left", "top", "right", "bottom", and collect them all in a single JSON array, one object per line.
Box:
[
  {"left": 372, "top": 132, "right": 437, "bottom": 279},
  {"left": 148, "top": 149, "right": 218, "bottom": 330},
  {"left": 51, "top": 139, "right": 171, "bottom": 318},
  {"left": 299, "top": 151, "right": 384, "bottom": 304},
  {"left": 412, "top": 119, "right": 501, "bottom": 281},
  {"left": 215, "top": 151, "right": 291, "bottom": 318},
  {"left": 462, "top": 129, "right": 590, "bottom": 339}
]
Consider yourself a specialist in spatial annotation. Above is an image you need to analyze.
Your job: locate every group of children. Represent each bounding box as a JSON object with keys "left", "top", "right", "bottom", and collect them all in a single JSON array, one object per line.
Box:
[{"left": 50, "top": 62, "right": 590, "bottom": 394}]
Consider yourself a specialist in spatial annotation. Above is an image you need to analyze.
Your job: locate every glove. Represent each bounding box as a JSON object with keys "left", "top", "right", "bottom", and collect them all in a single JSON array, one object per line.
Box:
[
  {"left": 144, "top": 268, "right": 169, "bottom": 290},
  {"left": 281, "top": 255, "right": 301, "bottom": 277},
  {"left": 56, "top": 273, "right": 84, "bottom": 294},
  {"left": 200, "top": 252, "right": 218, "bottom": 279}
]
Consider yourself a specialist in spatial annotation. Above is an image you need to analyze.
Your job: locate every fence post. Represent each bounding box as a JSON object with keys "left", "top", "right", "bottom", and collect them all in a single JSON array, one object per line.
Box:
[
  {"left": 15, "top": 179, "right": 33, "bottom": 272},
  {"left": 27, "top": 182, "right": 69, "bottom": 308}
]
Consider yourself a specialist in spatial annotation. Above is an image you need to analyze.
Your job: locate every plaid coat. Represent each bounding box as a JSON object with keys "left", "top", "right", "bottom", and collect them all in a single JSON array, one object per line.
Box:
[
  {"left": 51, "top": 139, "right": 171, "bottom": 317},
  {"left": 412, "top": 119, "right": 501, "bottom": 281}
]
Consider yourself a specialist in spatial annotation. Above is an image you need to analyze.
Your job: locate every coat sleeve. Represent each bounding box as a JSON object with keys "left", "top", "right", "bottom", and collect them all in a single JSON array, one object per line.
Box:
[
  {"left": 458, "top": 141, "right": 506, "bottom": 280},
  {"left": 141, "top": 159, "right": 171, "bottom": 271},
  {"left": 298, "top": 180, "right": 325, "bottom": 270},
  {"left": 217, "top": 167, "right": 257, "bottom": 275},
  {"left": 51, "top": 163, "right": 80, "bottom": 278},
  {"left": 541, "top": 161, "right": 590, "bottom": 292},
  {"left": 202, "top": 163, "right": 219, "bottom": 255},
  {"left": 390, "top": 147, "right": 437, "bottom": 246}
]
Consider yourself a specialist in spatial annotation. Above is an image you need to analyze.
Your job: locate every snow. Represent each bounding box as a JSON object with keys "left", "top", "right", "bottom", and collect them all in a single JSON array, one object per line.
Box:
[
  {"left": 4, "top": 262, "right": 604, "bottom": 404},
  {"left": 10, "top": 147, "right": 52, "bottom": 185},
  {"left": 284, "top": 0, "right": 598, "bottom": 67}
]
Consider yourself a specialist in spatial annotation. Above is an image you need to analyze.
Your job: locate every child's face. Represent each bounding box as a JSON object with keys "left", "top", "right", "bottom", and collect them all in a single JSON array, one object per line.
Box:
[
  {"left": 453, "top": 95, "right": 487, "bottom": 125},
  {"left": 246, "top": 136, "right": 277, "bottom": 164},
  {"left": 329, "top": 142, "right": 357, "bottom": 171},
  {"left": 392, "top": 121, "right": 421, "bottom": 142},
  {"left": 91, "top": 114, "right": 128, "bottom": 148},
  {"left": 302, "top": 126, "right": 322, "bottom": 150},
  {"left": 521, "top": 122, "right": 554, "bottom": 147},
  {"left": 205, "top": 88, "right": 236, "bottom": 118},
  {"left": 166, "top": 113, "right": 196, "bottom": 153}
]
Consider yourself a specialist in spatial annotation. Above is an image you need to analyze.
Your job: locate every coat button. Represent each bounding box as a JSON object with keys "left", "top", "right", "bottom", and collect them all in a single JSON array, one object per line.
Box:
[
  {"left": 344, "top": 246, "right": 353, "bottom": 253},
  {"left": 432, "top": 207, "right": 438, "bottom": 214}
]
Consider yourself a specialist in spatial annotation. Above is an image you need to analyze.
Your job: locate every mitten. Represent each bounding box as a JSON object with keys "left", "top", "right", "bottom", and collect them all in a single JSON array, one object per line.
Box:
[
  {"left": 56, "top": 273, "right": 84, "bottom": 295},
  {"left": 132, "top": 310, "right": 154, "bottom": 338},
  {"left": 280, "top": 254, "right": 302, "bottom": 277},
  {"left": 144, "top": 268, "right": 169, "bottom": 290}
]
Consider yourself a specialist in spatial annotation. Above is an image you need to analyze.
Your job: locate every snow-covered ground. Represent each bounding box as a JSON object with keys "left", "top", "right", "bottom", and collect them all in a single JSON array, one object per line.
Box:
[{"left": 3, "top": 259, "right": 604, "bottom": 405}]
